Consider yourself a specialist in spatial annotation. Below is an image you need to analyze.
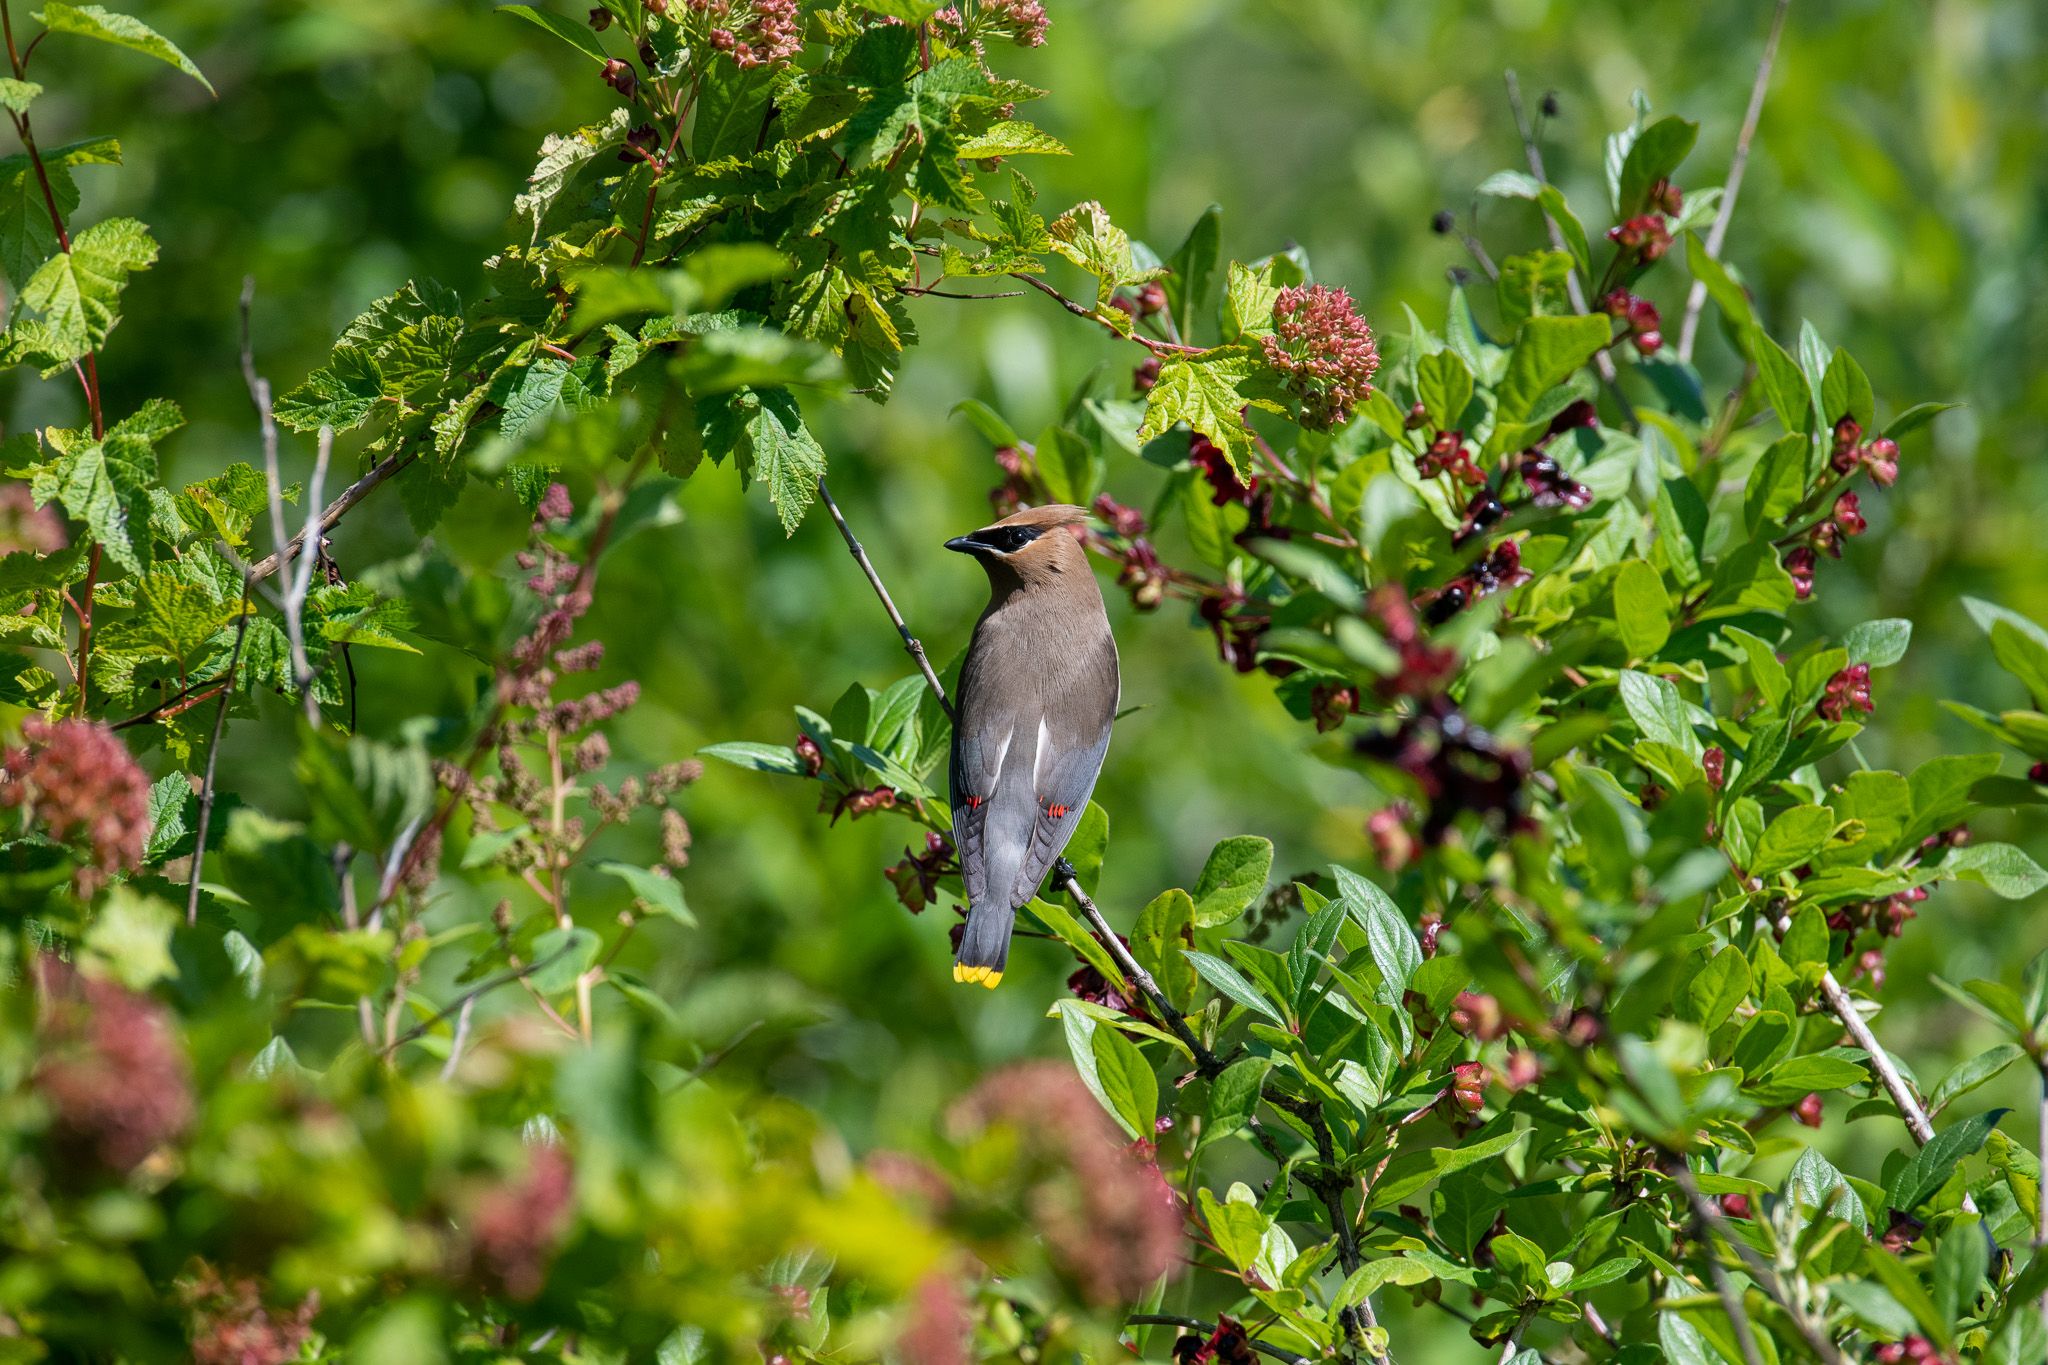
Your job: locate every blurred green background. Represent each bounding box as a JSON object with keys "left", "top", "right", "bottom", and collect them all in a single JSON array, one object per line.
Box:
[{"left": 26, "top": 0, "right": 2046, "bottom": 1352}]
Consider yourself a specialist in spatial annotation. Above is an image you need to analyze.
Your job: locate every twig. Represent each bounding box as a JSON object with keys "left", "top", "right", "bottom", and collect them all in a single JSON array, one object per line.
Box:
[
  {"left": 1125, "top": 1316, "right": 1308, "bottom": 1365},
  {"left": 245, "top": 449, "right": 418, "bottom": 583},
  {"left": 676, "top": 1019, "right": 764, "bottom": 1088},
  {"left": 440, "top": 996, "right": 476, "bottom": 1082},
  {"left": 286, "top": 427, "right": 333, "bottom": 724},
  {"left": 1503, "top": 70, "right": 1634, "bottom": 426},
  {"left": 2038, "top": 1061, "right": 2048, "bottom": 1325},
  {"left": 1764, "top": 910, "right": 1993, "bottom": 1239},
  {"left": 816, "top": 477, "right": 955, "bottom": 721},
  {"left": 1698, "top": 1226, "right": 1768, "bottom": 1365},
  {"left": 185, "top": 575, "right": 255, "bottom": 926},
  {"left": 1676, "top": 0, "right": 1792, "bottom": 363},
  {"left": 385, "top": 937, "right": 581, "bottom": 1051},
  {"left": 1667, "top": 1163, "right": 1848, "bottom": 1365}
]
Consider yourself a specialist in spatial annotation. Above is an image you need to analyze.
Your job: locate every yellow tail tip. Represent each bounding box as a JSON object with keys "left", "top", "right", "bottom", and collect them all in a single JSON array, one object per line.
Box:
[{"left": 952, "top": 963, "right": 1004, "bottom": 989}]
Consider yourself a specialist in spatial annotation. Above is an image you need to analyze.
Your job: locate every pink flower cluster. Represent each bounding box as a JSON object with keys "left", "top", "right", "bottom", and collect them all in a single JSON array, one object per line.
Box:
[
  {"left": 181, "top": 1266, "right": 320, "bottom": 1365},
  {"left": 465, "top": 1142, "right": 576, "bottom": 1300},
  {"left": 1260, "top": 284, "right": 1380, "bottom": 430},
  {"left": 949, "top": 1061, "right": 1183, "bottom": 1305},
  {"left": 34, "top": 958, "right": 193, "bottom": 1172},
  {"left": 981, "top": 0, "right": 1048, "bottom": 47},
  {"left": 692, "top": 0, "right": 802, "bottom": 67},
  {"left": 2, "top": 717, "right": 152, "bottom": 894},
  {"left": 0, "top": 481, "right": 65, "bottom": 554}
]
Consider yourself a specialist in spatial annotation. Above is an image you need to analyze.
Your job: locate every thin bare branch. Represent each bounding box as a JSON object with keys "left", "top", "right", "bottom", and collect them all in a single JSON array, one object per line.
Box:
[
  {"left": 1503, "top": 70, "right": 1635, "bottom": 426},
  {"left": 1677, "top": 0, "right": 1792, "bottom": 362},
  {"left": 246, "top": 449, "right": 418, "bottom": 583},
  {"left": 185, "top": 574, "right": 254, "bottom": 926},
  {"left": 386, "top": 937, "right": 581, "bottom": 1051},
  {"left": 816, "top": 477, "right": 956, "bottom": 721},
  {"left": 440, "top": 996, "right": 476, "bottom": 1082}
]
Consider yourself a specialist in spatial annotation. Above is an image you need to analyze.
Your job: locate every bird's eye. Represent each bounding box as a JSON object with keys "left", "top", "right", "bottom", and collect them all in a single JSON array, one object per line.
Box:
[{"left": 981, "top": 526, "right": 1041, "bottom": 553}]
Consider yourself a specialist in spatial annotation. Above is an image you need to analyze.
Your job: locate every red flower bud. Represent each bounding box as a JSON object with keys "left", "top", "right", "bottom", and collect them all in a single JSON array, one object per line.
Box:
[
  {"left": 601, "top": 58, "right": 637, "bottom": 98},
  {"left": 1718, "top": 1193, "right": 1751, "bottom": 1220},
  {"left": 1702, "top": 746, "right": 1726, "bottom": 791},
  {"left": 1794, "top": 1092, "right": 1823, "bottom": 1128},
  {"left": 1784, "top": 546, "right": 1817, "bottom": 600},
  {"left": 589, "top": 6, "right": 612, "bottom": 29},
  {"left": 1833, "top": 490, "right": 1866, "bottom": 535},
  {"left": 1135, "top": 281, "right": 1167, "bottom": 316}
]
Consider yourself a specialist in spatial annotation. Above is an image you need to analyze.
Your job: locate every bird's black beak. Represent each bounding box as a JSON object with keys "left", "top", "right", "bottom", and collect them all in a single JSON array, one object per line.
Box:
[{"left": 944, "top": 535, "right": 981, "bottom": 555}]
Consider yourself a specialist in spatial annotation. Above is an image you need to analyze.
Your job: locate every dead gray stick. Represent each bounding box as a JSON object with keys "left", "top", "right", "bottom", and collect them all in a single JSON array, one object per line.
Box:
[
  {"left": 1677, "top": 0, "right": 1793, "bottom": 363},
  {"left": 283, "top": 427, "right": 332, "bottom": 725}
]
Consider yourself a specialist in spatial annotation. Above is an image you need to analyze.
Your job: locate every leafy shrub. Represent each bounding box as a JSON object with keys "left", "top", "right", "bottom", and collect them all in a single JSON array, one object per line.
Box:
[{"left": 1, "top": 1, "right": 2046, "bottom": 1361}]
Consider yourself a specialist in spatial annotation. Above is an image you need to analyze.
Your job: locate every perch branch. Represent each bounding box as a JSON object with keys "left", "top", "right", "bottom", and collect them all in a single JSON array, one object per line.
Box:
[
  {"left": 1676, "top": 0, "right": 1792, "bottom": 363},
  {"left": 817, "top": 477, "right": 956, "bottom": 721}
]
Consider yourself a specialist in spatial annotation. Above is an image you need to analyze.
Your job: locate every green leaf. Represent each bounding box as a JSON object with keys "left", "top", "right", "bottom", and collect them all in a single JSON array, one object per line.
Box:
[
  {"left": 1164, "top": 204, "right": 1222, "bottom": 340},
  {"left": 1988, "top": 619, "right": 2048, "bottom": 706},
  {"left": 1045, "top": 199, "right": 1164, "bottom": 310},
  {"left": 19, "top": 215, "right": 156, "bottom": 359},
  {"left": 1886, "top": 1108, "right": 2006, "bottom": 1215},
  {"left": 1137, "top": 347, "right": 1259, "bottom": 478},
  {"left": 706, "top": 386, "right": 825, "bottom": 534},
  {"left": 530, "top": 926, "right": 602, "bottom": 994},
  {"left": 594, "top": 861, "right": 694, "bottom": 925},
  {"left": 1495, "top": 314, "right": 1611, "bottom": 426},
  {"left": 1750, "top": 804, "right": 1835, "bottom": 878},
  {"left": 274, "top": 343, "right": 384, "bottom": 432},
  {"left": 37, "top": 3, "right": 213, "bottom": 94},
  {"left": 1416, "top": 349, "right": 1473, "bottom": 431},
  {"left": 1686, "top": 945, "right": 1751, "bottom": 1032},
  {"left": 1035, "top": 424, "right": 1099, "bottom": 506},
  {"left": 1756, "top": 1053, "right": 1869, "bottom": 1101},
  {"left": 1333, "top": 865, "right": 1419, "bottom": 1017},
  {"left": 1432, "top": 1170, "right": 1506, "bottom": 1259},
  {"left": 0, "top": 78, "right": 41, "bottom": 115},
  {"left": 1204, "top": 1055, "right": 1269, "bottom": 1143},
  {"left": 1132, "top": 887, "right": 1197, "bottom": 1013},
  {"left": 1616, "top": 117, "right": 1696, "bottom": 216},
  {"left": 1185, "top": 950, "right": 1284, "bottom": 1023},
  {"left": 1370, "top": 1127, "right": 1528, "bottom": 1207},
  {"left": 1885, "top": 402, "right": 1960, "bottom": 440},
  {"left": 1929, "top": 1044, "right": 2024, "bottom": 1117},
  {"left": 1786, "top": 1146, "right": 1867, "bottom": 1230},
  {"left": 954, "top": 119, "right": 1069, "bottom": 158},
  {"left": 82, "top": 887, "right": 178, "bottom": 989},
  {"left": 1612, "top": 559, "right": 1670, "bottom": 661},
  {"left": 1748, "top": 325, "right": 1813, "bottom": 436},
  {"left": 142, "top": 773, "right": 191, "bottom": 862},
  {"left": 500, "top": 3, "right": 611, "bottom": 63},
  {"left": 1618, "top": 668, "right": 1701, "bottom": 758},
  {"left": 1190, "top": 835, "right": 1272, "bottom": 927},
  {"left": 41, "top": 430, "right": 155, "bottom": 574},
  {"left": 297, "top": 734, "right": 434, "bottom": 856},
  {"left": 696, "top": 741, "right": 808, "bottom": 776},
  {"left": 1940, "top": 843, "right": 2048, "bottom": 899},
  {"left": 1089, "top": 1023, "right": 1158, "bottom": 1140},
  {"left": 1656, "top": 1313, "right": 1716, "bottom": 1365},
  {"left": 1932, "top": 1217, "right": 1990, "bottom": 1336},
  {"left": 1684, "top": 231, "right": 1755, "bottom": 334},
  {"left": 1844, "top": 619, "right": 1912, "bottom": 669},
  {"left": 1821, "top": 346, "right": 1875, "bottom": 429}
]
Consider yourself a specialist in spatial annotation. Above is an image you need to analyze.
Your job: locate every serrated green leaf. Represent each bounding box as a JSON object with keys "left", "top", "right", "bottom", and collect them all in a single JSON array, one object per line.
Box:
[
  {"left": 37, "top": 3, "right": 213, "bottom": 93},
  {"left": 19, "top": 215, "right": 156, "bottom": 358}
]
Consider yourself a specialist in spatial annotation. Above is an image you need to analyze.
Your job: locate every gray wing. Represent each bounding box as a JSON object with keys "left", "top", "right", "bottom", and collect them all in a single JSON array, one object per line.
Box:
[{"left": 1004, "top": 631, "right": 1118, "bottom": 908}]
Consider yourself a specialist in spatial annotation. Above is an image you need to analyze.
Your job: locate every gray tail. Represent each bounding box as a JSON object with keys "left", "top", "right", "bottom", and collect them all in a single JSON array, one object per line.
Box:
[{"left": 953, "top": 901, "right": 1014, "bottom": 987}]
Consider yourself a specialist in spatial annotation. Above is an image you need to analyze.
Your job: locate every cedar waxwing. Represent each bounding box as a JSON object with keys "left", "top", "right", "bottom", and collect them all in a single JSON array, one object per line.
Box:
[{"left": 944, "top": 504, "right": 1120, "bottom": 988}]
